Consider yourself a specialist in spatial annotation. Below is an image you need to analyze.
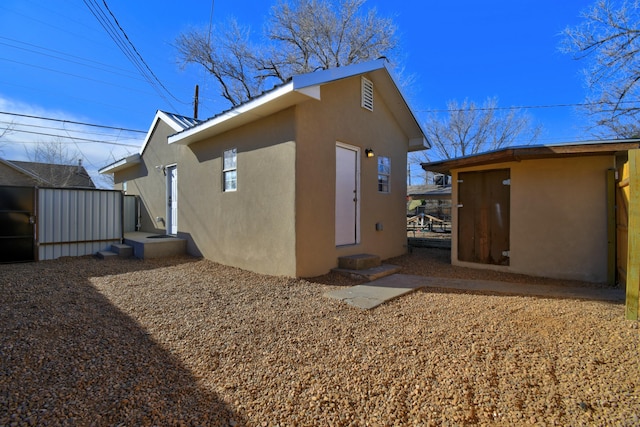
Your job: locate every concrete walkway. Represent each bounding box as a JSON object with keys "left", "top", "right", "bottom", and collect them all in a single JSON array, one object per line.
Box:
[{"left": 324, "top": 273, "right": 625, "bottom": 310}]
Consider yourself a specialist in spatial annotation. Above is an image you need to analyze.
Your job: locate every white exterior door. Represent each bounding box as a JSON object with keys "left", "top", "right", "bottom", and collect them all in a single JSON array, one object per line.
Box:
[
  {"left": 335, "top": 143, "right": 360, "bottom": 246},
  {"left": 167, "top": 165, "right": 178, "bottom": 235}
]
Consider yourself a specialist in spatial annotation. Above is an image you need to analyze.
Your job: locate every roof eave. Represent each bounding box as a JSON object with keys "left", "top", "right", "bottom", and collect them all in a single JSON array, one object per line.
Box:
[
  {"left": 169, "top": 82, "right": 299, "bottom": 146},
  {"left": 421, "top": 140, "right": 640, "bottom": 174},
  {"left": 99, "top": 153, "right": 141, "bottom": 174}
]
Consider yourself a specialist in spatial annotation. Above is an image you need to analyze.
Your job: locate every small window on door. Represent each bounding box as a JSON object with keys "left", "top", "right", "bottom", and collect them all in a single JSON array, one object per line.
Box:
[
  {"left": 378, "top": 156, "right": 390, "bottom": 193},
  {"left": 223, "top": 148, "right": 237, "bottom": 191}
]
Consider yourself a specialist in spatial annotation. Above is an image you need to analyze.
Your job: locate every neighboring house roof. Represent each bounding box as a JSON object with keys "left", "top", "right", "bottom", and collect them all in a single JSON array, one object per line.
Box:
[
  {"left": 422, "top": 140, "right": 640, "bottom": 174},
  {"left": 99, "top": 110, "right": 200, "bottom": 174},
  {"left": 1, "top": 158, "right": 96, "bottom": 188},
  {"left": 168, "top": 59, "right": 429, "bottom": 151}
]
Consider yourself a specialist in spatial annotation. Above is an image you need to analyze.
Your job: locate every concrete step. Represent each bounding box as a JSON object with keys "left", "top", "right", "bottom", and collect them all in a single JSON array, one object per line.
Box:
[
  {"left": 111, "top": 243, "right": 133, "bottom": 257},
  {"left": 96, "top": 250, "right": 119, "bottom": 260},
  {"left": 332, "top": 263, "right": 402, "bottom": 281},
  {"left": 338, "top": 253, "right": 381, "bottom": 270}
]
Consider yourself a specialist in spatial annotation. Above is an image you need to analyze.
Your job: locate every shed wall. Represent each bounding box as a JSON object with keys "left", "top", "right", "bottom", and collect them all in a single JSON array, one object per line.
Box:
[{"left": 451, "top": 156, "right": 614, "bottom": 282}]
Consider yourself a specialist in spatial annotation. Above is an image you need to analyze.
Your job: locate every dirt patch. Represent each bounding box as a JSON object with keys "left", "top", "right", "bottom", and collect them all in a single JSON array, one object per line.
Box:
[{"left": 1, "top": 253, "right": 638, "bottom": 426}]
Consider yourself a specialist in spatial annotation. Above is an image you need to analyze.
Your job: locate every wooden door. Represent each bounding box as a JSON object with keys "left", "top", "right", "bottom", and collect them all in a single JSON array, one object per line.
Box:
[{"left": 458, "top": 169, "right": 510, "bottom": 265}]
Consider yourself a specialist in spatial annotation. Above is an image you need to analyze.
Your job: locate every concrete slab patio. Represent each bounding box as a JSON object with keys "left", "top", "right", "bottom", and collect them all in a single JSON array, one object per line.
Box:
[{"left": 325, "top": 273, "right": 626, "bottom": 309}]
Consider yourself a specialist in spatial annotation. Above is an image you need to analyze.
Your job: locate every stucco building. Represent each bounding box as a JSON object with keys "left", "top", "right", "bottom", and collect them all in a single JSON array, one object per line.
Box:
[{"left": 101, "top": 60, "right": 428, "bottom": 277}]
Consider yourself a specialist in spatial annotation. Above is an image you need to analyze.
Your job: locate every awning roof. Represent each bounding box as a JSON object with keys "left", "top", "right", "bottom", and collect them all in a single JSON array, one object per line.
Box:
[{"left": 422, "top": 140, "right": 640, "bottom": 174}]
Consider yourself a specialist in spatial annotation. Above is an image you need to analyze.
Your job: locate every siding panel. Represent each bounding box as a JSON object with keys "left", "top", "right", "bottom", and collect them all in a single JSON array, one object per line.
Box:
[{"left": 38, "top": 188, "right": 123, "bottom": 260}]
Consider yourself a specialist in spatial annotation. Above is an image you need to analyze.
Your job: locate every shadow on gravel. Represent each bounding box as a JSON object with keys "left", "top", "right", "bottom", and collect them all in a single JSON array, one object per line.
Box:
[{"left": 0, "top": 257, "right": 243, "bottom": 426}]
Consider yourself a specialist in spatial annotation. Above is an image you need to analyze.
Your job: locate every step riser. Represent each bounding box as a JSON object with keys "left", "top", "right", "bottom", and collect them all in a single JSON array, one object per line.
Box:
[
  {"left": 111, "top": 244, "right": 133, "bottom": 257},
  {"left": 332, "top": 264, "right": 402, "bottom": 281},
  {"left": 338, "top": 254, "right": 381, "bottom": 270}
]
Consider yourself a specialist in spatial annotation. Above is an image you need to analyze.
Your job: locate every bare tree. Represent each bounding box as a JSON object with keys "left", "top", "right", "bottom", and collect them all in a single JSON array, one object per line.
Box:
[
  {"left": 416, "top": 98, "right": 541, "bottom": 163},
  {"left": 176, "top": 0, "right": 398, "bottom": 106},
  {"left": 0, "top": 121, "right": 15, "bottom": 155},
  {"left": 561, "top": 0, "right": 640, "bottom": 137},
  {"left": 26, "top": 139, "right": 84, "bottom": 187}
]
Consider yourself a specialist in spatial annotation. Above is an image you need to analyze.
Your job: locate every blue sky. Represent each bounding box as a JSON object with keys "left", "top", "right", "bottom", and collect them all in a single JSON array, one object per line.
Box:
[{"left": 0, "top": 0, "right": 592, "bottom": 185}]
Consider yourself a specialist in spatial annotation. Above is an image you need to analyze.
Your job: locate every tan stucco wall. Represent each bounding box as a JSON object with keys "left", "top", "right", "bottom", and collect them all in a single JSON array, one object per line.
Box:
[
  {"left": 112, "top": 72, "right": 415, "bottom": 278},
  {"left": 178, "top": 108, "right": 297, "bottom": 277},
  {"left": 113, "top": 120, "right": 185, "bottom": 234},
  {"left": 295, "top": 72, "right": 410, "bottom": 277},
  {"left": 451, "top": 155, "right": 615, "bottom": 282}
]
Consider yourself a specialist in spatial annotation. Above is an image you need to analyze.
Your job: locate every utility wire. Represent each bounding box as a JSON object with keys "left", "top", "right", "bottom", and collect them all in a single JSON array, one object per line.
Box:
[
  {"left": 0, "top": 111, "right": 146, "bottom": 133},
  {"left": 417, "top": 100, "right": 640, "bottom": 113},
  {"left": 3, "top": 130, "right": 140, "bottom": 147},
  {"left": 82, "top": 0, "right": 186, "bottom": 110},
  {"left": 0, "top": 36, "right": 142, "bottom": 81},
  {"left": 0, "top": 120, "right": 140, "bottom": 138}
]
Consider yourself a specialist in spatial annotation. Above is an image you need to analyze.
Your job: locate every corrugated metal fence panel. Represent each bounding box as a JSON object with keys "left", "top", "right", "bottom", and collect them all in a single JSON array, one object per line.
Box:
[
  {"left": 38, "top": 188, "right": 123, "bottom": 260},
  {"left": 123, "top": 195, "right": 137, "bottom": 232}
]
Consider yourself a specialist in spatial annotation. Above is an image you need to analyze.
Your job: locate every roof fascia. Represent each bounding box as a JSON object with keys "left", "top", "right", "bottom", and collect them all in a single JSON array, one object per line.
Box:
[
  {"left": 168, "top": 82, "right": 297, "bottom": 145},
  {"left": 99, "top": 153, "right": 141, "bottom": 174},
  {"left": 422, "top": 140, "right": 640, "bottom": 174},
  {"left": 139, "top": 110, "right": 187, "bottom": 155},
  {"left": 168, "top": 58, "right": 429, "bottom": 149},
  {"left": 292, "top": 58, "right": 386, "bottom": 90}
]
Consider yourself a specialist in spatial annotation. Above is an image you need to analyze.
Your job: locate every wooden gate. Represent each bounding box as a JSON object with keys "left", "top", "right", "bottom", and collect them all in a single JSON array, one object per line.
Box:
[{"left": 458, "top": 169, "right": 510, "bottom": 265}]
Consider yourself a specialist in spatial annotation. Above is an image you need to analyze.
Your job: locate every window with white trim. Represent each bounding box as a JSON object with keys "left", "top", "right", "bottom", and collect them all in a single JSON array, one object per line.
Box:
[
  {"left": 223, "top": 148, "right": 237, "bottom": 191},
  {"left": 378, "top": 156, "right": 390, "bottom": 193},
  {"left": 361, "top": 77, "right": 373, "bottom": 111}
]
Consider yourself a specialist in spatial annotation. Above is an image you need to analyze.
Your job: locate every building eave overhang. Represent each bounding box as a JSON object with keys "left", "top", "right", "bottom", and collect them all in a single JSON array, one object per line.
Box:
[
  {"left": 168, "top": 59, "right": 429, "bottom": 148},
  {"left": 99, "top": 153, "right": 141, "bottom": 174},
  {"left": 168, "top": 82, "right": 299, "bottom": 146},
  {"left": 421, "top": 140, "right": 640, "bottom": 174}
]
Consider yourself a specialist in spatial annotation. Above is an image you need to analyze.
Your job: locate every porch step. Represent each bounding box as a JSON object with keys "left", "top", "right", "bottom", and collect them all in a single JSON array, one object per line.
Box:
[
  {"left": 332, "top": 263, "right": 402, "bottom": 282},
  {"left": 96, "top": 250, "right": 119, "bottom": 260},
  {"left": 123, "top": 234, "right": 187, "bottom": 259},
  {"left": 96, "top": 243, "right": 133, "bottom": 260},
  {"left": 111, "top": 243, "right": 133, "bottom": 257},
  {"left": 338, "top": 254, "right": 381, "bottom": 270}
]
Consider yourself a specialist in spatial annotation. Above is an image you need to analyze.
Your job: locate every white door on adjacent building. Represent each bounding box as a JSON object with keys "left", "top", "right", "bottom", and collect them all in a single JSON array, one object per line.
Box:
[
  {"left": 167, "top": 165, "right": 178, "bottom": 235},
  {"left": 335, "top": 143, "right": 360, "bottom": 246}
]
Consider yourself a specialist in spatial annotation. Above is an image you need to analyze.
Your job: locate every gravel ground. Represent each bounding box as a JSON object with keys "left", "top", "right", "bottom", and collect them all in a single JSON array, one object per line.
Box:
[{"left": 1, "top": 248, "right": 638, "bottom": 426}]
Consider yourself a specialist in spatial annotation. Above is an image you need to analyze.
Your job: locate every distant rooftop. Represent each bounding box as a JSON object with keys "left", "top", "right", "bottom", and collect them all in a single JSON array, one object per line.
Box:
[{"left": 6, "top": 160, "right": 96, "bottom": 188}]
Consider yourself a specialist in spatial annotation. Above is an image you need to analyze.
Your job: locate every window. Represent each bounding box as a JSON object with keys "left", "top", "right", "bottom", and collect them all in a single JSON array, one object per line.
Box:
[
  {"left": 378, "top": 156, "right": 390, "bottom": 193},
  {"left": 223, "top": 148, "right": 237, "bottom": 191},
  {"left": 361, "top": 77, "right": 373, "bottom": 111}
]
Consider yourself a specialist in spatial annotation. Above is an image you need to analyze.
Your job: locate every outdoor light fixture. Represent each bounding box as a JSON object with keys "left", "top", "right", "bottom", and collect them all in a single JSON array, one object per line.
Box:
[{"left": 365, "top": 148, "right": 375, "bottom": 158}]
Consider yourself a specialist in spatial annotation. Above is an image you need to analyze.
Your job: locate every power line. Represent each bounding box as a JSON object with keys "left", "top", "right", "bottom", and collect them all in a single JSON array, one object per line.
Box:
[
  {"left": 0, "top": 111, "right": 146, "bottom": 133},
  {"left": 0, "top": 36, "right": 142, "bottom": 81},
  {"left": 3, "top": 129, "right": 140, "bottom": 147},
  {"left": 82, "top": 0, "right": 187, "bottom": 109},
  {"left": 0, "top": 120, "right": 139, "bottom": 138},
  {"left": 417, "top": 100, "right": 640, "bottom": 113}
]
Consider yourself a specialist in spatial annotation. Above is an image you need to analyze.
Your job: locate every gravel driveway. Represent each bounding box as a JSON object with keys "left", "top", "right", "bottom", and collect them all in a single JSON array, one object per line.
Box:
[{"left": 1, "top": 248, "right": 638, "bottom": 426}]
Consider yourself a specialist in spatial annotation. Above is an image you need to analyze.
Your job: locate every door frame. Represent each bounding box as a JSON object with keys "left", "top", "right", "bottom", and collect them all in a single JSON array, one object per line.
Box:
[
  {"left": 166, "top": 164, "right": 178, "bottom": 235},
  {"left": 335, "top": 142, "right": 361, "bottom": 246}
]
